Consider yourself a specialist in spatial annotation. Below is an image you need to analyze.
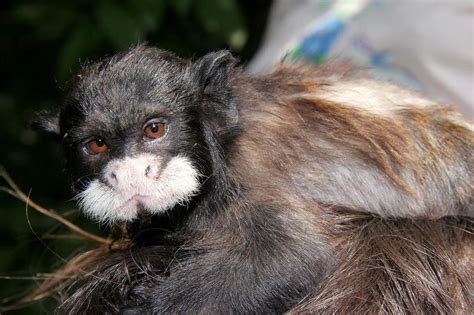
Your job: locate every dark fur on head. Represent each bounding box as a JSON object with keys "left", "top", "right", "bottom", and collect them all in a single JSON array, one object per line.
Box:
[{"left": 33, "top": 44, "right": 473, "bottom": 314}]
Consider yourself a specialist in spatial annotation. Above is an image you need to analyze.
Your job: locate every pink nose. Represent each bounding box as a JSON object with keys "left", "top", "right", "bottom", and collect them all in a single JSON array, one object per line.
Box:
[{"left": 104, "top": 156, "right": 160, "bottom": 188}]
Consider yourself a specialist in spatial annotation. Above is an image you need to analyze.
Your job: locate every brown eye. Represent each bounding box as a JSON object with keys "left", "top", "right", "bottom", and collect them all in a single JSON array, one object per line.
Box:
[
  {"left": 144, "top": 122, "right": 166, "bottom": 139},
  {"left": 87, "top": 137, "right": 108, "bottom": 154}
]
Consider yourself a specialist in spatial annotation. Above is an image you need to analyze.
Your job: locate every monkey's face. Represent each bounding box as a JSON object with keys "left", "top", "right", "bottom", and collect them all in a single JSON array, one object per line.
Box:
[
  {"left": 35, "top": 46, "right": 237, "bottom": 224},
  {"left": 36, "top": 46, "right": 238, "bottom": 223},
  {"left": 61, "top": 50, "right": 204, "bottom": 225}
]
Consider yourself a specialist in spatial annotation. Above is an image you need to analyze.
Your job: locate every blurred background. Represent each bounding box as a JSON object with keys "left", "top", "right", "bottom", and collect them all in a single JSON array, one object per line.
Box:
[{"left": 0, "top": 0, "right": 472, "bottom": 313}]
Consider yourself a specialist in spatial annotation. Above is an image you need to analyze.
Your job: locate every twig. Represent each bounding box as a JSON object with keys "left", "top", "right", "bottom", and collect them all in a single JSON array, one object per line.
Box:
[
  {"left": 41, "top": 234, "right": 89, "bottom": 241},
  {"left": 0, "top": 165, "right": 111, "bottom": 245}
]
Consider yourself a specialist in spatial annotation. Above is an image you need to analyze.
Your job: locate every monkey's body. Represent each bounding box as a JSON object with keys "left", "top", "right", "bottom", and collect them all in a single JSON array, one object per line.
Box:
[
  {"left": 36, "top": 46, "right": 473, "bottom": 314},
  {"left": 233, "top": 68, "right": 473, "bottom": 220}
]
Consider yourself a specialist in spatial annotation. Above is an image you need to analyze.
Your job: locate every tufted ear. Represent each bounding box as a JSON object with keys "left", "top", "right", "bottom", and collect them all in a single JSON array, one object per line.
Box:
[
  {"left": 190, "top": 51, "right": 239, "bottom": 136},
  {"left": 30, "top": 109, "right": 60, "bottom": 136},
  {"left": 192, "top": 50, "right": 237, "bottom": 94}
]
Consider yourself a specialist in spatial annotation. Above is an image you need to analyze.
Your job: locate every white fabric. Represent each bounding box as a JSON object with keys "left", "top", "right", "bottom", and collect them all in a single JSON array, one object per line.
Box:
[{"left": 249, "top": 0, "right": 474, "bottom": 118}]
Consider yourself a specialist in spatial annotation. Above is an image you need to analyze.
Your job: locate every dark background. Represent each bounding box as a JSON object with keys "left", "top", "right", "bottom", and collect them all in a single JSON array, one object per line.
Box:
[{"left": 0, "top": 0, "right": 272, "bottom": 312}]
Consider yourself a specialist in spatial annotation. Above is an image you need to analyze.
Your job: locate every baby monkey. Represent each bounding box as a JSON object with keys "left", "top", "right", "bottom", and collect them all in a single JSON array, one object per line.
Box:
[{"left": 35, "top": 45, "right": 473, "bottom": 314}]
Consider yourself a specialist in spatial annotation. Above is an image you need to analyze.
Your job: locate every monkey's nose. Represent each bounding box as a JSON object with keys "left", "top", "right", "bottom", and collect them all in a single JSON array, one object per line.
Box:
[
  {"left": 145, "top": 164, "right": 159, "bottom": 179},
  {"left": 104, "top": 163, "right": 159, "bottom": 188},
  {"left": 103, "top": 154, "right": 162, "bottom": 188},
  {"left": 104, "top": 164, "right": 119, "bottom": 187}
]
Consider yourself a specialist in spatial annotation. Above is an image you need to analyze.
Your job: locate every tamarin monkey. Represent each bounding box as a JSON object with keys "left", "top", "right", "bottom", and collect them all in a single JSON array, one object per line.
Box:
[{"left": 34, "top": 45, "right": 473, "bottom": 314}]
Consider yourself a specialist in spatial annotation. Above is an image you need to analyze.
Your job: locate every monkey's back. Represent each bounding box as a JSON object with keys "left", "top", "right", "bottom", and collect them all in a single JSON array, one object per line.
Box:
[{"left": 231, "top": 65, "right": 473, "bottom": 220}]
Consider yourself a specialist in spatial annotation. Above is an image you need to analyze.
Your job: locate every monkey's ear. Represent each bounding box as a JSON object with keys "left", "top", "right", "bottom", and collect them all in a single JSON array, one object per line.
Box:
[
  {"left": 192, "top": 50, "right": 237, "bottom": 93},
  {"left": 30, "top": 109, "right": 60, "bottom": 136}
]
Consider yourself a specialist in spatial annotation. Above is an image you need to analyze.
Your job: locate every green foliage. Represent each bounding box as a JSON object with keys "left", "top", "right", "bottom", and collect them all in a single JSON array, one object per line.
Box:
[
  {"left": 7, "top": 0, "right": 250, "bottom": 82},
  {"left": 196, "top": 0, "right": 247, "bottom": 49},
  {"left": 0, "top": 0, "right": 270, "bottom": 313}
]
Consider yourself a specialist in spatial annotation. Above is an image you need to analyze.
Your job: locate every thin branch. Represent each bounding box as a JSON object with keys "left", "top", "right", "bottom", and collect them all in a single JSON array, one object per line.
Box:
[
  {"left": 0, "top": 165, "right": 111, "bottom": 245},
  {"left": 41, "top": 234, "right": 89, "bottom": 241}
]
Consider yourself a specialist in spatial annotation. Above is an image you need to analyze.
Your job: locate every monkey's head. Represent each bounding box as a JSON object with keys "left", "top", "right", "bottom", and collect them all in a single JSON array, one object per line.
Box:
[{"left": 34, "top": 45, "right": 239, "bottom": 224}]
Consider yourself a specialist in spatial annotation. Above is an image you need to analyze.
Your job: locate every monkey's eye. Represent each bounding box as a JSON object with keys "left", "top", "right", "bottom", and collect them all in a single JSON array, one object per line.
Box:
[
  {"left": 144, "top": 122, "right": 166, "bottom": 139},
  {"left": 86, "top": 137, "right": 108, "bottom": 154}
]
